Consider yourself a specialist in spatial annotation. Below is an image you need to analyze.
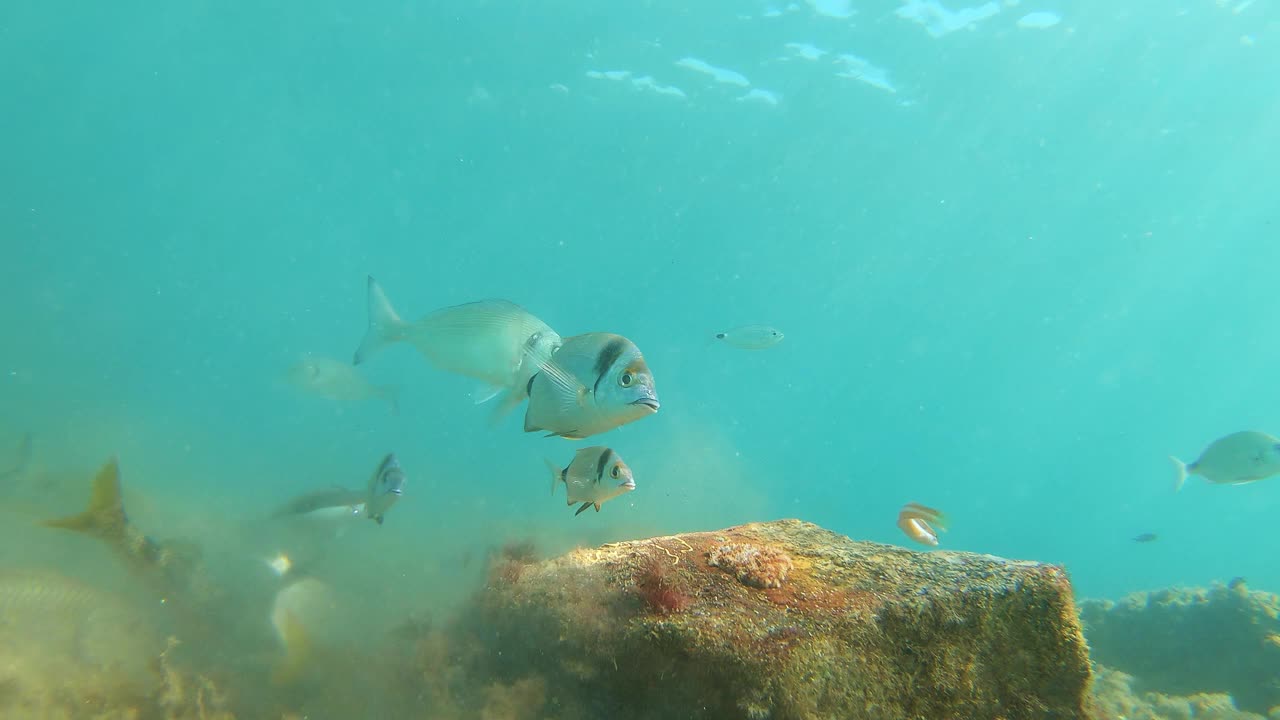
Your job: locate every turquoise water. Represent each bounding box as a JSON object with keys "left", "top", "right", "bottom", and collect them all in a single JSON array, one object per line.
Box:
[{"left": 2, "top": 0, "right": 1278, "bottom": 712}]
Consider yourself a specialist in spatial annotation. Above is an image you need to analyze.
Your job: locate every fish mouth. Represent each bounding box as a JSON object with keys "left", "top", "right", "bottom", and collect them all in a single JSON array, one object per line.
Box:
[
  {"left": 631, "top": 398, "right": 660, "bottom": 412},
  {"left": 390, "top": 489, "right": 403, "bottom": 495},
  {"left": 620, "top": 481, "right": 636, "bottom": 491}
]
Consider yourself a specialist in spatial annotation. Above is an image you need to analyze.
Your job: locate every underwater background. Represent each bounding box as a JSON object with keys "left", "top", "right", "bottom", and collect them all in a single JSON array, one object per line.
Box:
[{"left": 1, "top": 0, "right": 1278, "bottom": 716}]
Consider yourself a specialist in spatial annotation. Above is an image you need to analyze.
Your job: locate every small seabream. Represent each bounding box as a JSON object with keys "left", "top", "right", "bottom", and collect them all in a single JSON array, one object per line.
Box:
[
  {"left": 352, "top": 276, "right": 562, "bottom": 423},
  {"left": 363, "top": 453, "right": 406, "bottom": 526},
  {"left": 1170, "top": 430, "right": 1280, "bottom": 492},
  {"left": 286, "top": 354, "right": 399, "bottom": 415},
  {"left": 269, "top": 486, "right": 366, "bottom": 521},
  {"left": 544, "top": 446, "right": 636, "bottom": 516},
  {"left": 1132, "top": 533, "right": 1158, "bottom": 544},
  {"left": 524, "top": 332, "right": 660, "bottom": 439},
  {"left": 714, "top": 325, "right": 785, "bottom": 350},
  {"left": 897, "top": 502, "right": 948, "bottom": 546}
]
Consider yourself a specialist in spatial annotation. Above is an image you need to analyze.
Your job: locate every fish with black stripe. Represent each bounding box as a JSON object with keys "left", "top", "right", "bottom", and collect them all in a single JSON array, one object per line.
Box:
[
  {"left": 544, "top": 446, "right": 636, "bottom": 515},
  {"left": 523, "top": 333, "right": 659, "bottom": 439}
]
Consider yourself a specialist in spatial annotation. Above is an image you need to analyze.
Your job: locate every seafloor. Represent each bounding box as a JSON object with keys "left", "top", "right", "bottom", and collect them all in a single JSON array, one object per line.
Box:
[{"left": 1, "top": 518, "right": 1276, "bottom": 719}]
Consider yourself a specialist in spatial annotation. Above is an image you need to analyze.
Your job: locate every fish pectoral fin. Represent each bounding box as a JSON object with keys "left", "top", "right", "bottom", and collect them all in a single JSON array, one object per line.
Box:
[
  {"left": 538, "top": 358, "right": 591, "bottom": 410},
  {"left": 472, "top": 383, "right": 504, "bottom": 405}
]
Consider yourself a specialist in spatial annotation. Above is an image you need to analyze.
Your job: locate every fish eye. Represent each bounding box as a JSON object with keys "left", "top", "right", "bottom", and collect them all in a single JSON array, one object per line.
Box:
[
  {"left": 620, "top": 372, "right": 634, "bottom": 387},
  {"left": 610, "top": 465, "right": 621, "bottom": 479}
]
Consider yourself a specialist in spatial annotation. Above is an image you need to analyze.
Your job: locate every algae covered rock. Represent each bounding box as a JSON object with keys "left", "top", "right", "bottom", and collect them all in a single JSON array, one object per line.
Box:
[
  {"left": 453, "top": 519, "right": 1091, "bottom": 720},
  {"left": 1079, "top": 578, "right": 1280, "bottom": 715}
]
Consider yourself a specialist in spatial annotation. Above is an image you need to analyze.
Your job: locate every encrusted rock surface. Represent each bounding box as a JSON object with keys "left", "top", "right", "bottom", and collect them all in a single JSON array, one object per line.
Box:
[
  {"left": 1079, "top": 578, "right": 1280, "bottom": 715},
  {"left": 452, "top": 519, "right": 1092, "bottom": 720}
]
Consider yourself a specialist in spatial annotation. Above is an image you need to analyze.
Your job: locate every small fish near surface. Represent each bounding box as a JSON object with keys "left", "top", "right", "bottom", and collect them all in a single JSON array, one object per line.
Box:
[
  {"left": 544, "top": 446, "right": 636, "bottom": 516},
  {"left": 1132, "top": 533, "right": 1159, "bottom": 543},
  {"left": 714, "top": 325, "right": 785, "bottom": 350},
  {"left": 524, "top": 332, "right": 660, "bottom": 439},
  {"left": 1170, "top": 430, "right": 1280, "bottom": 492},
  {"left": 897, "top": 502, "right": 948, "bottom": 547},
  {"left": 353, "top": 276, "right": 563, "bottom": 424},
  {"left": 286, "top": 354, "right": 399, "bottom": 415}
]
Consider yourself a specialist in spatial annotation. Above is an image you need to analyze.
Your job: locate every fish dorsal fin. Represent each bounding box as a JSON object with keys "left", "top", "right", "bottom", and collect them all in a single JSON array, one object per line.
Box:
[{"left": 42, "top": 457, "right": 129, "bottom": 544}]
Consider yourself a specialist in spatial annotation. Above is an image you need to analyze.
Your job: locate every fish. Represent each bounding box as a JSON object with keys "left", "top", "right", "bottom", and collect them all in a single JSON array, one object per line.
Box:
[
  {"left": 543, "top": 446, "right": 637, "bottom": 515},
  {"left": 270, "top": 486, "right": 366, "bottom": 521},
  {"left": 897, "top": 502, "right": 948, "bottom": 546},
  {"left": 353, "top": 276, "right": 563, "bottom": 423},
  {"left": 0, "top": 568, "right": 163, "bottom": 691},
  {"left": 269, "top": 577, "right": 334, "bottom": 686},
  {"left": 1170, "top": 430, "right": 1280, "bottom": 492},
  {"left": 714, "top": 325, "right": 785, "bottom": 350},
  {"left": 0, "top": 431, "right": 33, "bottom": 481},
  {"left": 524, "top": 332, "right": 660, "bottom": 439},
  {"left": 1132, "top": 533, "right": 1158, "bottom": 543},
  {"left": 39, "top": 458, "right": 214, "bottom": 611},
  {"left": 0, "top": 431, "right": 33, "bottom": 479},
  {"left": 285, "top": 354, "right": 399, "bottom": 414},
  {"left": 363, "top": 452, "right": 406, "bottom": 525}
]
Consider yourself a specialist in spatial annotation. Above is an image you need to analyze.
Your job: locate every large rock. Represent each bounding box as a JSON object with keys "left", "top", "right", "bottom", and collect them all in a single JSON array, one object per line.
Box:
[
  {"left": 1079, "top": 579, "right": 1280, "bottom": 716},
  {"left": 447, "top": 519, "right": 1092, "bottom": 720}
]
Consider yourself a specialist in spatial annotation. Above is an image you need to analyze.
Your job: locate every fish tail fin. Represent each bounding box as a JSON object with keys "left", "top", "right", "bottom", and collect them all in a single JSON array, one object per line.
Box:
[
  {"left": 354, "top": 276, "right": 411, "bottom": 365},
  {"left": 377, "top": 385, "right": 400, "bottom": 415},
  {"left": 1170, "top": 455, "right": 1189, "bottom": 493},
  {"left": 270, "top": 609, "right": 312, "bottom": 686},
  {"left": 544, "top": 459, "right": 562, "bottom": 495},
  {"left": 42, "top": 457, "right": 129, "bottom": 547}
]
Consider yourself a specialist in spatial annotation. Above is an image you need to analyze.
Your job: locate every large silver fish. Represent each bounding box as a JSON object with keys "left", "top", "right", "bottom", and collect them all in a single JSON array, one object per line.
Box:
[
  {"left": 544, "top": 446, "right": 636, "bottom": 516},
  {"left": 523, "top": 333, "right": 660, "bottom": 439},
  {"left": 1170, "top": 430, "right": 1280, "bottom": 492},
  {"left": 353, "top": 276, "right": 562, "bottom": 423},
  {"left": 285, "top": 355, "right": 399, "bottom": 414}
]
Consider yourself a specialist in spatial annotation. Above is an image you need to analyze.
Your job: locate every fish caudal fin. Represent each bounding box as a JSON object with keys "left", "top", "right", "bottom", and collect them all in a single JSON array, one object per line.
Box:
[
  {"left": 487, "top": 391, "right": 526, "bottom": 428},
  {"left": 543, "top": 459, "right": 563, "bottom": 495},
  {"left": 270, "top": 609, "right": 312, "bottom": 686},
  {"left": 353, "top": 276, "right": 411, "bottom": 365},
  {"left": 42, "top": 457, "right": 129, "bottom": 546},
  {"left": 1170, "top": 455, "right": 1189, "bottom": 493}
]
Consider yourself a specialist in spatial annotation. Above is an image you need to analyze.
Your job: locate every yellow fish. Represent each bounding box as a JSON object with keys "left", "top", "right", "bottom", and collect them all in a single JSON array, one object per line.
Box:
[
  {"left": 353, "top": 276, "right": 562, "bottom": 423},
  {"left": 897, "top": 502, "right": 948, "bottom": 546},
  {"left": 544, "top": 446, "right": 636, "bottom": 516},
  {"left": 524, "top": 333, "right": 659, "bottom": 439}
]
